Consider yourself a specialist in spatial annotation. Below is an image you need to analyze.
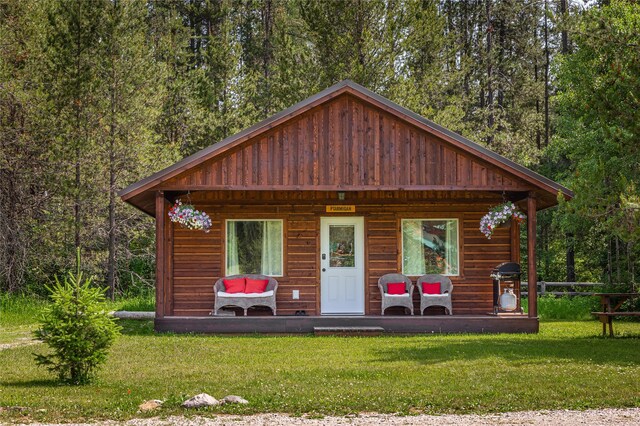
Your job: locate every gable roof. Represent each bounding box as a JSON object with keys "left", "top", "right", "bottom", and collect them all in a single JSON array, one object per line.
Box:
[{"left": 120, "top": 80, "right": 572, "bottom": 215}]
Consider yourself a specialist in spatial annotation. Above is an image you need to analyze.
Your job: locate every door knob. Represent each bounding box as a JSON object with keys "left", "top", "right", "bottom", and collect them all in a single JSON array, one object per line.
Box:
[{"left": 322, "top": 268, "right": 326, "bottom": 272}]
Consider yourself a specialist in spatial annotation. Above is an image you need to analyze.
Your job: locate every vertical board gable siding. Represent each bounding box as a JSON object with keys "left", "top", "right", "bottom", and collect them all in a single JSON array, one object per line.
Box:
[{"left": 159, "top": 95, "right": 532, "bottom": 191}]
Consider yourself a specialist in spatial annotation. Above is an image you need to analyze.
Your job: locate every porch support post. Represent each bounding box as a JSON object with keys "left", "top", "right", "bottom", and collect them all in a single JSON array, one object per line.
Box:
[
  {"left": 527, "top": 192, "right": 537, "bottom": 318},
  {"left": 155, "top": 191, "right": 165, "bottom": 319}
]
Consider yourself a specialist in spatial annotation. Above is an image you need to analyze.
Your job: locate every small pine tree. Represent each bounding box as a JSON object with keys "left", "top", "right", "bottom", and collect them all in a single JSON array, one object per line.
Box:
[{"left": 34, "top": 256, "right": 121, "bottom": 385}]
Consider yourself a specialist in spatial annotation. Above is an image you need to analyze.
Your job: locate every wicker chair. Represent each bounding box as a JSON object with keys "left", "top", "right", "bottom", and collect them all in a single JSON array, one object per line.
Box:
[
  {"left": 378, "top": 273, "right": 414, "bottom": 315},
  {"left": 213, "top": 274, "right": 278, "bottom": 316},
  {"left": 417, "top": 274, "right": 453, "bottom": 315}
]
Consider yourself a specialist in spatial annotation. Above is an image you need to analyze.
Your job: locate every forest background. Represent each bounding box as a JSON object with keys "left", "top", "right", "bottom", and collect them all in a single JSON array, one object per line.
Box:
[{"left": 1, "top": 0, "right": 638, "bottom": 297}]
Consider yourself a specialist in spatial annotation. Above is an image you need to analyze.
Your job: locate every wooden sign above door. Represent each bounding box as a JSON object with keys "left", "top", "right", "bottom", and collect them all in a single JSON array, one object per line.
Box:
[{"left": 326, "top": 205, "right": 356, "bottom": 213}]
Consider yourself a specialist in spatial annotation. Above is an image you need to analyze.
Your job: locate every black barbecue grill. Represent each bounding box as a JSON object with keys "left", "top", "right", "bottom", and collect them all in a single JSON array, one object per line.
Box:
[{"left": 491, "top": 262, "right": 522, "bottom": 314}]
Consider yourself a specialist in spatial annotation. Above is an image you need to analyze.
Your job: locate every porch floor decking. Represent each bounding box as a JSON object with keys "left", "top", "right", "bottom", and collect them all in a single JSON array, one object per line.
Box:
[{"left": 155, "top": 314, "right": 538, "bottom": 334}]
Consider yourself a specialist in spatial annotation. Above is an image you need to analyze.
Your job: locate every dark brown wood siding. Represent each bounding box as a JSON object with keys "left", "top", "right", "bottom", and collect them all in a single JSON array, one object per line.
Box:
[
  {"left": 167, "top": 191, "right": 515, "bottom": 317},
  {"left": 159, "top": 95, "right": 533, "bottom": 192}
]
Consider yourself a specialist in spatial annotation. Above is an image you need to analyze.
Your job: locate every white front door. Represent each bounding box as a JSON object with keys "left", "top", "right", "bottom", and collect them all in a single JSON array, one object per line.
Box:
[{"left": 320, "top": 217, "right": 365, "bottom": 315}]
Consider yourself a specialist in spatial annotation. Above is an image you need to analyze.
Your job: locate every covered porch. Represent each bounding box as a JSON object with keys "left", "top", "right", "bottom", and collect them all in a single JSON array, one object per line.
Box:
[{"left": 150, "top": 189, "right": 542, "bottom": 323}]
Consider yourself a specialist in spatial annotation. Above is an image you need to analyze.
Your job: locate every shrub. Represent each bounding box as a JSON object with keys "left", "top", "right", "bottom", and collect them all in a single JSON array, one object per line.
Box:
[{"left": 34, "top": 270, "right": 121, "bottom": 385}]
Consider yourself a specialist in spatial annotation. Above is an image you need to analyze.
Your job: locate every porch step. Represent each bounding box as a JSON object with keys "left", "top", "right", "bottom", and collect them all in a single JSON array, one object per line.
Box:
[{"left": 313, "top": 326, "right": 384, "bottom": 336}]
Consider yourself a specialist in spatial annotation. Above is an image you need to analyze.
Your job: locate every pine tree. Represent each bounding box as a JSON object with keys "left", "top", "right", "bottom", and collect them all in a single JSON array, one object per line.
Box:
[
  {"left": 0, "top": 0, "right": 52, "bottom": 291},
  {"left": 553, "top": 1, "right": 640, "bottom": 286},
  {"left": 98, "top": 0, "right": 168, "bottom": 298},
  {"left": 42, "top": 0, "right": 107, "bottom": 274}
]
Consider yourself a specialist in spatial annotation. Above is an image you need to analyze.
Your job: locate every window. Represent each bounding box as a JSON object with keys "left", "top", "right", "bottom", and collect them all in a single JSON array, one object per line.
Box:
[
  {"left": 401, "top": 219, "right": 459, "bottom": 276},
  {"left": 226, "top": 220, "right": 283, "bottom": 276}
]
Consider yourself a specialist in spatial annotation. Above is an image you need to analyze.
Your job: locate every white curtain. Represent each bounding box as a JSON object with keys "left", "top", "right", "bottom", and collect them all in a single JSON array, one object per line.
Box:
[
  {"left": 261, "top": 221, "right": 282, "bottom": 275},
  {"left": 226, "top": 221, "right": 240, "bottom": 275},
  {"left": 445, "top": 220, "right": 458, "bottom": 275},
  {"left": 402, "top": 220, "right": 425, "bottom": 275}
]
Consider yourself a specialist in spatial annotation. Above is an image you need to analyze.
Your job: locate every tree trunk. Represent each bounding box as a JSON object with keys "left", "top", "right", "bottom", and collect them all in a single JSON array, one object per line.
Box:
[
  {"left": 566, "top": 232, "right": 576, "bottom": 282},
  {"left": 74, "top": 141, "right": 81, "bottom": 260},
  {"left": 74, "top": 10, "right": 83, "bottom": 271},
  {"left": 607, "top": 237, "right": 612, "bottom": 285},
  {"left": 560, "top": 0, "right": 568, "bottom": 54},
  {"left": 534, "top": 25, "right": 541, "bottom": 150},
  {"left": 616, "top": 237, "right": 621, "bottom": 285},
  {"left": 543, "top": 0, "right": 550, "bottom": 147},
  {"left": 261, "top": 0, "right": 273, "bottom": 116},
  {"left": 0, "top": 169, "right": 25, "bottom": 292},
  {"left": 106, "top": 0, "right": 119, "bottom": 300},
  {"left": 463, "top": 0, "right": 470, "bottom": 96},
  {"left": 559, "top": 0, "right": 574, "bottom": 283},
  {"left": 107, "top": 32, "right": 117, "bottom": 301},
  {"left": 108, "top": 139, "right": 116, "bottom": 300},
  {"left": 485, "top": 0, "right": 494, "bottom": 145}
]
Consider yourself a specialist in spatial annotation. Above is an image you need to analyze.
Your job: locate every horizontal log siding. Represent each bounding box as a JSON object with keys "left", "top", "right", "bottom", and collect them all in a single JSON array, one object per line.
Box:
[
  {"left": 160, "top": 95, "right": 532, "bottom": 192},
  {"left": 172, "top": 220, "right": 220, "bottom": 316},
  {"left": 169, "top": 191, "right": 513, "bottom": 317}
]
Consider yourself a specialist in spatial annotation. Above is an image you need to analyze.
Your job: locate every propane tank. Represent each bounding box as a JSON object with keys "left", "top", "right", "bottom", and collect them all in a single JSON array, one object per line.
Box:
[{"left": 499, "top": 288, "right": 517, "bottom": 311}]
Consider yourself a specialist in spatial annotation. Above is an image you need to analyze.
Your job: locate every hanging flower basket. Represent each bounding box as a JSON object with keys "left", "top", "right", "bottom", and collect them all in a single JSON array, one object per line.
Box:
[
  {"left": 168, "top": 200, "right": 212, "bottom": 232},
  {"left": 480, "top": 201, "right": 526, "bottom": 239}
]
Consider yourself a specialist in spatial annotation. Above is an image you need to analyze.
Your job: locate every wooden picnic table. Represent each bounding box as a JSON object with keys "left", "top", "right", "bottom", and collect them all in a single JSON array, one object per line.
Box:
[{"left": 592, "top": 293, "right": 640, "bottom": 337}]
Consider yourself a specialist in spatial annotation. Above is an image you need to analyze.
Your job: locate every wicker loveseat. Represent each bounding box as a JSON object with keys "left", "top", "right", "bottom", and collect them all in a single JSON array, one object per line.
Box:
[{"left": 213, "top": 274, "right": 278, "bottom": 316}]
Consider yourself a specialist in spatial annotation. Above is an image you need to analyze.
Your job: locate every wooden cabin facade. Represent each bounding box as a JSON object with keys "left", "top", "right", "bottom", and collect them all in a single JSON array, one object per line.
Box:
[{"left": 120, "top": 80, "right": 572, "bottom": 334}]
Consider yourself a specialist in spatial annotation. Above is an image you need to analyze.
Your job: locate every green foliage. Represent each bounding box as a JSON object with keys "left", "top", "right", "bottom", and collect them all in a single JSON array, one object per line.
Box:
[
  {"left": 1, "top": 0, "right": 637, "bottom": 294},
  {"left": 115, "top": 294, "right": 155, "bottom": 312},
  {"left": 550, "top": 1, "right": 640, "bottom": 286},
  {"left": 33, "top": 270, "right": 121, "bottom": 385},
  {"left": 524, "top": 295, "right": 600, "bottom": 320}
]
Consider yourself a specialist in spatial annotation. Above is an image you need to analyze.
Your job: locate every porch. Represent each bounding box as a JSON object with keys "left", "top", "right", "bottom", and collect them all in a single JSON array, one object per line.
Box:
[{"left": 155, "top": 313, "right": 538, "bottom": 334}]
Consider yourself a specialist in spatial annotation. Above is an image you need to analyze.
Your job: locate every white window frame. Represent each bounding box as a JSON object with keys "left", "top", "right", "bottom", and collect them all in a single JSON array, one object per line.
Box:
[
  {"left": 225, "top": 219, "right": 284, "bottom": 277},
  {"left": 400, "top": 218, "right": 460, "bottom": 277}
]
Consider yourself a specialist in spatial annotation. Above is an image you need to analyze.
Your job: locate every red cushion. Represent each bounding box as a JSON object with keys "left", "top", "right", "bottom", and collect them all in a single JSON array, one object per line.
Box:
[
  {"left": 223, "top": 278, "right": 246, "bottom": 293},
  {"left": 422, "top": 282, "right": 441, "bottom": 294},
  {"left": 387, "top": 282, "right": 407, "bottom": 295},
  {"left": 245, "top": 278, "right": 269, "bottom": 293}
]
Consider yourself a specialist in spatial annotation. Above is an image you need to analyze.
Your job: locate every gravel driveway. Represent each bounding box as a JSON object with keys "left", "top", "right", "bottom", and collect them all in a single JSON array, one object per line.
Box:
[{"left": 14, "top": 408, "right": 640, "bottom": 426}]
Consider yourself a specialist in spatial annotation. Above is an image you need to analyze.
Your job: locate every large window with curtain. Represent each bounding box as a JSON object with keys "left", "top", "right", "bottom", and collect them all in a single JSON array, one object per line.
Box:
[
  {"left": 226, "top": 220, "right": 283, "bottom": 276},
  {"left": 401, "top": 219, "right": 459, "bottom": 276}
]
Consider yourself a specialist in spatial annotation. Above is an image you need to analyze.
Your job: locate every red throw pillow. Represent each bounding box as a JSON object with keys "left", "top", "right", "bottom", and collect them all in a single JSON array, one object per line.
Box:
[
  {"left": 245, "top": 278, "right": 269, "bottom": 293},
  {"left": 422, "top": 282, "right": 441, "bottom": 294},
  {"left": 387, "top": 282, "right": 407, "bottom": 295},
  {"left": 223, "top": 278, "right": 246, "bottom": 293}
]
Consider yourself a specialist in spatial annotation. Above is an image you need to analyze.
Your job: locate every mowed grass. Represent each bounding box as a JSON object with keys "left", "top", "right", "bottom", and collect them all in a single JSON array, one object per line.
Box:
[
  {"left": 0, "top": 293, "right": 153, "bottom": 344},
  {"left": 1, "top": 319, "right": 639, "bottom": 423},
  {"left": 0, "top": 295, "right": 49, "bottom": 344}
]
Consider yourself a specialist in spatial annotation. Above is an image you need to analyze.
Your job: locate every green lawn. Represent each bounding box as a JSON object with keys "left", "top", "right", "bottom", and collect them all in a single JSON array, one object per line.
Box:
[
  {"left": 0, "top": 293, "right": 153, "bottom": 345},
  {"left": 1, "top": 318, "right": 639, "bottom": 423}
]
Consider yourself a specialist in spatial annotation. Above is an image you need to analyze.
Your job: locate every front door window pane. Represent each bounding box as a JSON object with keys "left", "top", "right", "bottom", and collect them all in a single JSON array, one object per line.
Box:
[{"left": 329, "top": 225, "right": 355, "bottom": 268}]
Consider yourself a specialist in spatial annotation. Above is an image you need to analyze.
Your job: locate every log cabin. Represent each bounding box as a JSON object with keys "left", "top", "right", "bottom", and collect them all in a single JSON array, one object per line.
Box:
[{"left": 120, "top": 80, "right": 572, "bottom": 334}]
